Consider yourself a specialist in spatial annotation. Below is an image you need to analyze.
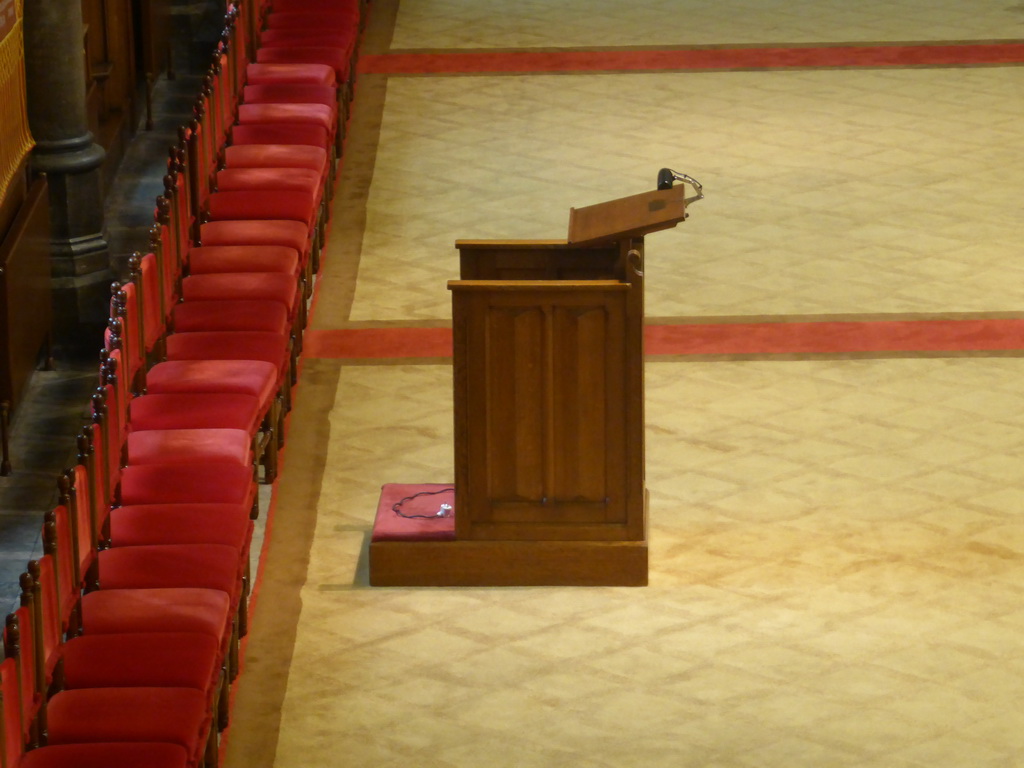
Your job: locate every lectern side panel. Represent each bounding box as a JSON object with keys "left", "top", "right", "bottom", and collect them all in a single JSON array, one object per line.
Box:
[
  {"left": 549, "top": 304, "right": 626, "bottom": 517},
  {"left": 452, "top": 281, "right": 633, "bottom": 541},
  {"left": 482, "top": 306, "right": 546, "bottom": 507}
]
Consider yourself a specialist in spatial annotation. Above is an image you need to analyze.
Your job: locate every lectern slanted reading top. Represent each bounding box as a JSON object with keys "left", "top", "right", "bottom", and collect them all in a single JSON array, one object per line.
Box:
[{"left": 369, "top": 181, "right": 692, "bottom": 586}]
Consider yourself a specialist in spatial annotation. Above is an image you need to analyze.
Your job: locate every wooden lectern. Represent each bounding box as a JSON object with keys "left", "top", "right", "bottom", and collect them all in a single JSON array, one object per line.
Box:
[{"left": 369, "top": 184, "right": 690, "bottom": 586}]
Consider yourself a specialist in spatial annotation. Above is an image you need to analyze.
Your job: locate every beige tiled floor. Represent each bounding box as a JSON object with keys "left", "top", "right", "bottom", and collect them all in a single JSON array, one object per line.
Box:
[
  {"left": 390, "top": 0, "right": 1024, "bottom": 49},
  {"left": 269, "top": 360, "right": 1024, "bottom": 767},
  {"left": 351, "top": 67, "right": 1024, "bottom": 323}
]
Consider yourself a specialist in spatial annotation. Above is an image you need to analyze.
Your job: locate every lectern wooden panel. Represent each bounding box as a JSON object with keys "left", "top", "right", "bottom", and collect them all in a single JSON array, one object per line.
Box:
[{"left": 451, "top": 281, "right": 632, "bottom": 541}]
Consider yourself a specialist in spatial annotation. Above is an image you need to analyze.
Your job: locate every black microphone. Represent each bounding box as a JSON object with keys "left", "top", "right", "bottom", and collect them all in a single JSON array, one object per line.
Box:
[{"left": 657, "top": 168, "right": 675, "bottom": 190}]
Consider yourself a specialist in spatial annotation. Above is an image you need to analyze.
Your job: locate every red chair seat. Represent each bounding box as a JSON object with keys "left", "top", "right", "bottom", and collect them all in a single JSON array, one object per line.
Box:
[
  {"left": 259, "top": 31, "right": 357, "bottom": 53},
  {"left": 216, "top": 167, "right": 323, "bottom": 200},
  {"left": 144, "top": 359, "right": 279, "bottom": 405},
  {"left": 269, "top": 0, "right": 360, "bottom": 9},
  {"left": 222, "top": 143, "right": 328, "bottom": 181},
  {"left": 118, "top": 463, "right": 255, "bottom": 507},
  {"left": 125, "top": 428, "right": 253, "bottom": 467},
  {"left": 97, "top": 545, "right": 241, "bottom": 617},
  {"left": 128, "top": 393, "right": 263, "bottom": 434},
  {"left": 166, "top": 330, "right": 290, "bottom": 368},
  {"left": 109, "top": 502, "right": 253, "bottom": 551},
  {"left": 230, "top": 122, "right": 331, "bottom": 150},
  {"left": 173, "top": 300, "right": 291, "bottom": 334},
  {"left": 80, "top": 588, "right": 231, "bottom": 640},
  {"left": 243, "top": 83, "right": 337, "bottom": 108},
  {"left": 182, "top": 272, "right": 300, "bottom": 312},
  {"left": 61, "top": 632, "right": 221, "bottom": 692},
  {"left": 237, "top": 102, "right": 335, "bottom": 139},
  {"left": 265, "top": 10, "right": 360, "bottom": 29},
  {"left": 206, "top": 189, "right": 318, "bottom": 229},
  {"left": 256, "top": 46, "right": 351, "bottom": 83},
  {"left": 188, "top": 244, "right": 300, "bottom": 275},
  {"left": 45, "top": 687, "right": 210, "bottom": 764},
  {"left": 200, "top": 219, "right": 311, "bottom": 256},
  {"left": 245, "top": 62, "right": 335, "bottom": 87},
  {"left": 18, "top": 743, "right": 190, "bottom": 768}
]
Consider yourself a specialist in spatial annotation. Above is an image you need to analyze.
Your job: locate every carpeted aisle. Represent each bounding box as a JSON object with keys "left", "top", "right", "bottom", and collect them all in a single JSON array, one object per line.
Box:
[{"left": 223, "top": 1, "right": 1024, "bottom": 766}]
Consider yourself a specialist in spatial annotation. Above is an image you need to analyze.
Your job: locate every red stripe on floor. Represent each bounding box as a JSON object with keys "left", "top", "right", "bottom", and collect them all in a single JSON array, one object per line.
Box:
[
  {"left": 305, "top": 319, "right": 1024, "bottom": 360},
  {"left": 645, "top": 319, "right": 1024, "bottom": 355},
  {"left": 304, "top": 327, "right": 453, "bottom": 358},
  {"left": 359, "top": 43, "right": 1024, "bottom": 75}
]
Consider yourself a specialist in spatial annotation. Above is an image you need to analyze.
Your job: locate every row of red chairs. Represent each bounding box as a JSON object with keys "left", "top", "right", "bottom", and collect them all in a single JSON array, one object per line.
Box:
[{"left": 1, "top": 0, "right": 362, "bottom": 766}]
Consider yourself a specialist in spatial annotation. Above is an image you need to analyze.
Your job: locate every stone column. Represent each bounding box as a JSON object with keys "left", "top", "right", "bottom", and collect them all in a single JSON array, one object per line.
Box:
[{"left": 22, "top": 0, "right": 112, "bottom": 351}]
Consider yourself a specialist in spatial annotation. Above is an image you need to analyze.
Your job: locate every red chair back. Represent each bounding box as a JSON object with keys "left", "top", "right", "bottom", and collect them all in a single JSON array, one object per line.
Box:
[
  {"left": 66, "top": 461, "right": 99, "bottom": 587},
  {"left": 42, "top": 506, "right": 80, "bottom": 637},
  {"left": 3, "top": 611, "right": 39, "bottom": 750},
  {"left": 1, "top": 655, "right": 27, "bottom": 765},
  {"left": 25, "top": 557, "right": 63, "bottom": 694},
  {"left": 87, "top": 408, "right": 120, "bottom": 537}
]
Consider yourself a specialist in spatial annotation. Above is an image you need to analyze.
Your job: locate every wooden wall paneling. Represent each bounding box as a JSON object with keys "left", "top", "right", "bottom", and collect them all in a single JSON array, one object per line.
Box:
[
  {"left": 138, "top": 0, "right": 170, "bottom": 79},
  {"left": 0, "top": 178, "right": 53, "bottom": 475},
  {"left": 101, "top": 0, "right": 135, "bottom": 116}
]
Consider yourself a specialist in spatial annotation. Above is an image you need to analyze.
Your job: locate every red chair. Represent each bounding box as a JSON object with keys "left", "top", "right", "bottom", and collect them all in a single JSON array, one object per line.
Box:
[
  {"left": 221, "top": 143, "right": 330, "bottom": 199},
  {"left": 236, "top": 100, "right": 336, "bottom": 150},
  {"left": 180, "top": 265, "right": 305, "bottom": 340},
  {"left": 19, "top": 559, "right": 224, "bottom": 718},
  {"left": 112, "top": 282, "right": 283, "bottom": 432},
  {"left": 254, "top": 47, "right": 351, "bottom": 106},
  {"left": 198, "top": 214, "right": 318, "bottom": 280},
  {"left": 211, "top": 168, "right": 327, "bottom": 260},
  {"left": 109, "top": 292, "right": 285, "bottom": 480},
  {"left": 2, "top": 655, "right": 191, "bottom": 768},
  {"left": 244, "top": 62, "right": 335, "bottom": 88},
  {"left": 63, "top": 462, "right": 241, "bottom": 680},
  {"left": 241, "top": 83, "right": 337, "bottom": 112},
  {"left": 217, "top": 130, "right": 335, "bottom": 228},
  {"left": 15, "top": 564, "right": 220, "bottom": 768}
]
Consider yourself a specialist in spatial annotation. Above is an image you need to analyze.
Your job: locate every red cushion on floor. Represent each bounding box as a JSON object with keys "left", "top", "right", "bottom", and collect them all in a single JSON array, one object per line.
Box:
[
  {"left": 182, "top": 273, "right": 300, "bottom": 312},
  {"left": 188, "top": 244, "right": 300, "bottom": 275},
  {"left": 173, "top": 300, "right": 291, "bottom": 334},
  {"left": 18, "top": 742, "right": 189, "bottom": 768},
  {"left": 81, "top": 588, "right": 231, "bottom": 639},
  {"left": 46, "top": 687, "right": 210, "bottom": 761},
  {"left": 125, "top": 428, "right": 253, "bottom": 467},
  {"left": 200, "top": 219, "right": 310, "bottom": 254},
  {"left": 128, "top": 393, "right": 263, "bottom": 434},
  {"left": 144, "top": 359, "right": 279, "bottom": 405},
  {"left": 230, "top": 122, "right": 331, "bottom": 149},
  {"left": 109, "top": 503, "right": 253, "bottom": 550},
  {"left": 371, "top": 484, "right": 457, "bottom": 542},
  {"left": 119, "top": 463, "right": 255, "bottom": 507},
  {"left": 245, "top": 62, "right": 336, "bottom": 87},
  {"left": 61, "top": 633, "right": 221, "bottom": 691}
]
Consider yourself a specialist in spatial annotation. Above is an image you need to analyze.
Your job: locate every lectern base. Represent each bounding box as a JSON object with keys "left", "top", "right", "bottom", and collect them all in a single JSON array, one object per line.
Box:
[
  {"left": 369, "top": 538, "right": 648, "bottom": 587},
  {"left": 369, "top": 483, "right": 648, "bottom": 587}
]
